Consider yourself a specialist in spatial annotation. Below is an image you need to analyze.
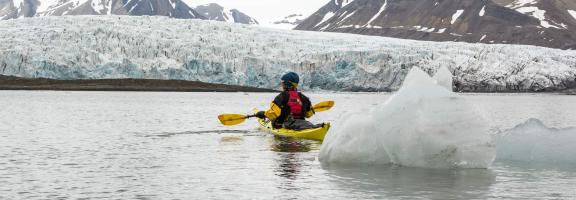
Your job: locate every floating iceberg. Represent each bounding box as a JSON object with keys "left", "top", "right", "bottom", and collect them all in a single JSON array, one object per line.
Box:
[
  {"left": 320, "top": 67, "right": 496, "bottom": 168},
  {"left": 496, "top": 119, "right": 576, "bottom": 164}
]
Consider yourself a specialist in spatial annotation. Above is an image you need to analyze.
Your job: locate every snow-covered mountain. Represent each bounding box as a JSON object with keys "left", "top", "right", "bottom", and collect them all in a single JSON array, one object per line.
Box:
[
  {"left": 0, "top": 0, "right": 204, "bottom": 20},
  {"left": 194, "top": 3, "right": 257, "bottom": 25},
  {"left": 271, "top": 14, "right": 307, "bottom": 29},
  {"left": 1, "top": 16, "right": 575, "bottom": 92},
  {"left": 295, "top": 0, "right": 576, "bottom": 49}
]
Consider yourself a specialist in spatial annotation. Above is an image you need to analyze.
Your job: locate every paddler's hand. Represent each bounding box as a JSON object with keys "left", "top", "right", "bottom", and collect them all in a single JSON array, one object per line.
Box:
[{"left": 255, "top": 111, "right": 266, "bottom": 119}]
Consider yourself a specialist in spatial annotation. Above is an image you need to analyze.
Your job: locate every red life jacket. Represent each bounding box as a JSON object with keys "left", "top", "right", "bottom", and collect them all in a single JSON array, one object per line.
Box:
[{"left": 287, "top": 90, "right": 303, "bottom": 119}]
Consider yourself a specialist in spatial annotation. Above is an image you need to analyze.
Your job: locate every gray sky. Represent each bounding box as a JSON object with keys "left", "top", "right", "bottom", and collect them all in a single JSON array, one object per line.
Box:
[{"left": 185, "top": 0, "right": 328, "bottom": 27}]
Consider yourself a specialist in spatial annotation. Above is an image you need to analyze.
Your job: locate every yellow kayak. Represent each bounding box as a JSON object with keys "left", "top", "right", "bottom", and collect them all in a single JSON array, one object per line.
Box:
[{"left": 255, "top": 114, "right": 330, "bottom": 141}]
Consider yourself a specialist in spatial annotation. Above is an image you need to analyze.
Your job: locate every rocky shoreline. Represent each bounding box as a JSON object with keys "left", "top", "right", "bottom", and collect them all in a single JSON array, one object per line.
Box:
[{"left": 0, "top": 75, "right": 276, "bottom": 92}]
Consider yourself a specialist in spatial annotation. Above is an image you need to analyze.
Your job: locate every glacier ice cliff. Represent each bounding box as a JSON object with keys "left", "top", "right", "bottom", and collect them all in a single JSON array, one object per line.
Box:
[{"left": 0, "top": 16, "right": 575, "bottom": 92}]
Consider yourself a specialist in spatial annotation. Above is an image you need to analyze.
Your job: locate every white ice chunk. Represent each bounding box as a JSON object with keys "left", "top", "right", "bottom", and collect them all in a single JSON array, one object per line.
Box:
[
  {"left": 496, "top": 119, "right": 576, "bottom": 164},
  {"left": 320, "top": 67, "right": 495, "bottom": 168},
  {"left": 432, "top": 66, "right": 453, "bottom": 91},
  {"left": 479, "top": 6, "right": 485, "bottom": 16}
]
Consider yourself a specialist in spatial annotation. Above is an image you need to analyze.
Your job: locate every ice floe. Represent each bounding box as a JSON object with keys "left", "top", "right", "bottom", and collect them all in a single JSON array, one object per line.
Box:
[
  {"left": 496, "top": 118, "right": 576, "bottom": 164},
  {"left": 320, "top": 67, "right": 495, "bottom": 168}
]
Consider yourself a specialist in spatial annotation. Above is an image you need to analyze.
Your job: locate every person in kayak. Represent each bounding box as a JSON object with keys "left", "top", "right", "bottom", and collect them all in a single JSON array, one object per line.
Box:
[{"left": 254, "top": 72, "right": 322, "bottom": 130}]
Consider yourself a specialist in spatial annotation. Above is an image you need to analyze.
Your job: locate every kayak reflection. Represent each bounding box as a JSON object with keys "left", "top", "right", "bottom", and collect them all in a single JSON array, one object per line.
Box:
[
  {"left": 271, "top": 136, "right": 320, "bottom": 183},
  {"left": 270, "top": 136, "right": 321, "bottom": 153}
]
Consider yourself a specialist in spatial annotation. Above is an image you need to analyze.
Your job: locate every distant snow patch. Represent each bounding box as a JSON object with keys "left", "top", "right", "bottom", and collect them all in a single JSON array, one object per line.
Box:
[
  {"left": 451, "top": 9, "right": 464, "bottom": 24},
  {"left": 36, "top": 0, "right": 60, "bottom": 13},
  {"left": 516, "top": 7, "right": 562, "bottom": 29},
  {"left": 337, "top": 25, "right": 353, "bottom": 29},
  {"left": 12, "top": 0, "right": 25, "bottom": 8},
  {"left": 316, "top": 12, "right": 335, "bottom": 27},
  {"left": 320, "top": 23, "right": 331, "bottom": 31},
  {"left": 107, "top": 0, "right": 113, "bottom": 15},
  {"left": 128, "top": 4, "right": 138, "bottom": 13},
  {"left": 450, "top": 33, "right": 463, "bottom": 37},
  {"left": 340, "top": 10, "right": 356, "bottom": 22},
  {"left": 366, "top": 0, "right": 387, "bottom": 25},
  {"left": 479, "top": 34, "right": 486, "bottom": 41},
  {"left": 342, "top": 0, "right": 355, "bottom": 7},
  {"left": 91, "top": 0, "right": 106, "bottom": 14},
  {"left": 366, "top": 25, "right": 383, "bottom": 29},
  {"left": 479, "top": 6, "right": 485, "bottom": 16},
  {"left": 414, "top": 26, "right": 435, "bottom": 32},
  {"left": 506, "top": 0, "right": 537, "bottom": 9},
  {"left": 437, "top": 28, "right": 446, "bottom": 33},
  {"left": 568, "top": 10, "right": 576, "bottom": 21}
]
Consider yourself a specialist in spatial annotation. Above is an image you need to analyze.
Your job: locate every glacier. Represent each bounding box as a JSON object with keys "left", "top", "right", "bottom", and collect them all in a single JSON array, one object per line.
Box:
[
  {"left": 0, "top": 15, "right": 575, "bottom": 92},
  {"left": 319, "top": 67, "right": 496, "bottom": 169}
]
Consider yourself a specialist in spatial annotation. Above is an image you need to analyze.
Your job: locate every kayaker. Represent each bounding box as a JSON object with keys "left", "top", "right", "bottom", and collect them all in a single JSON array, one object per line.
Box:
[{"left": 254, "top": 72, "right": 322, "bottom": 130}]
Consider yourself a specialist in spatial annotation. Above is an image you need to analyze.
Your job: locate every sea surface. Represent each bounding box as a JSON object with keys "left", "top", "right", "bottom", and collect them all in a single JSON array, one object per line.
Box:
[{"left": 0, "top": 91, "right": 575, "bottom": 199}]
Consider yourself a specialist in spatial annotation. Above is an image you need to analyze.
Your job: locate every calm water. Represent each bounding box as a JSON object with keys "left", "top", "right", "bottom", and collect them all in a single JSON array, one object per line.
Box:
[{"left": 0, "top": 91, "right": 575, "bottom": 199}]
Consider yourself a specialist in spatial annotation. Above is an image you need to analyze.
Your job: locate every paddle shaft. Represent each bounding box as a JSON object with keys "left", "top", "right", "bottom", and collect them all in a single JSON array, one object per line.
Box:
[{"left": 218, "top": 101, "right": 333, "bottom": 126}]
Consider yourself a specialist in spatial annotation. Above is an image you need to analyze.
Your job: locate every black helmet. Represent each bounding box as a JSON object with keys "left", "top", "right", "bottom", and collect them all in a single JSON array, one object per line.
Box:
[{"left": 281, "top": 72, "right": 299, "bottom": 89}]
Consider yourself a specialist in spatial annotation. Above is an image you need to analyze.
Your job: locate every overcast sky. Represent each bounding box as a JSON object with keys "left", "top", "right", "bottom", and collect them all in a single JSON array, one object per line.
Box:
[{"left": 184, "top": 0, "right": 328, "bottom": 26}]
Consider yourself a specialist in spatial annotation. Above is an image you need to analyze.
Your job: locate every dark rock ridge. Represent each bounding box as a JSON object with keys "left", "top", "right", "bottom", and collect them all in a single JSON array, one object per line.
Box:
[
  {"left": 0, "top": 0, "right": 205, "bottom": 19},
  {"left": 194, "top": 3, "right": 258, "bottom": 24},
  {"left": 0, "top": 75, "right": 276, "bottom": 92},
  {"left": 295, "top": 0, "right": 576, "bottom": 49}
]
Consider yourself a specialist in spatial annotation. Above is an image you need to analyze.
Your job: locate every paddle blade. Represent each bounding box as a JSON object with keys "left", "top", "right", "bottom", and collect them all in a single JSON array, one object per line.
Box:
[
  {"left": 313, "top": 101, "right": 334, "bottom": 112},
  {"left": 218, "top": 114, "right": 248, "bottom": 126}
]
